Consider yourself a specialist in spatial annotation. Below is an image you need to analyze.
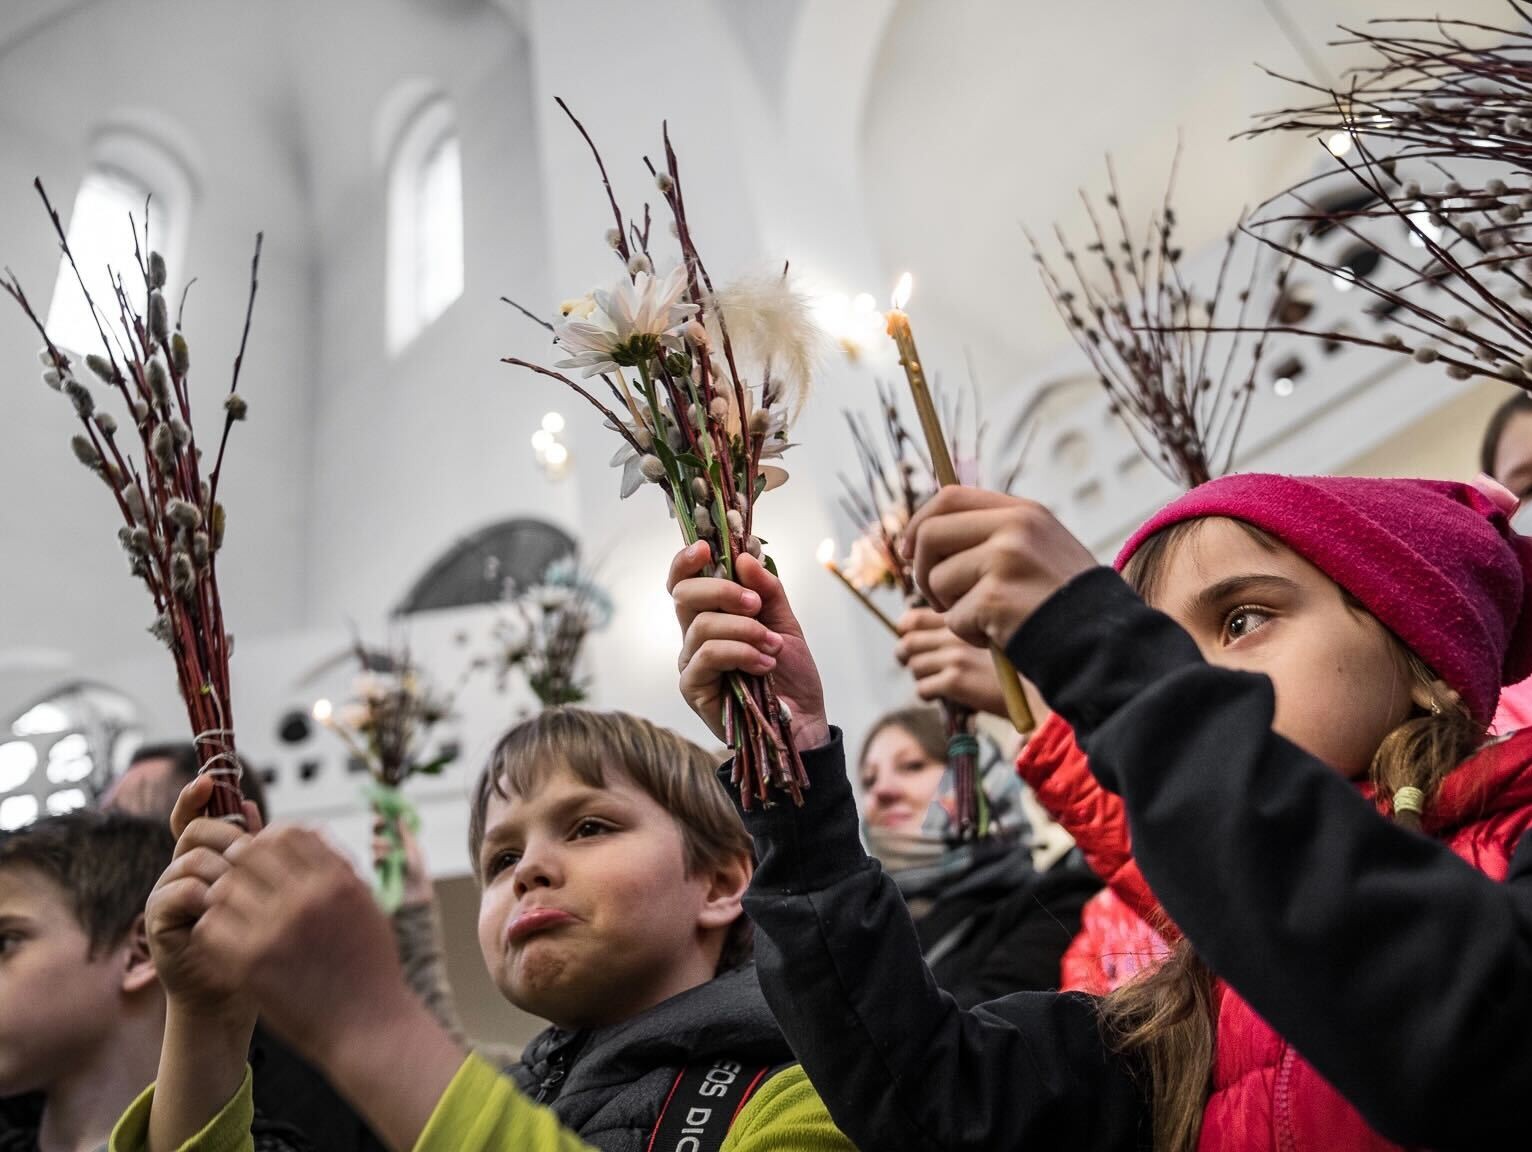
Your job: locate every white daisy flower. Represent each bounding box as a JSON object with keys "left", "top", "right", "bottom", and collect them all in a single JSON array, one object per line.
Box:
[{"left": 554, "top": 267, "right": 698, "bottom": 378}]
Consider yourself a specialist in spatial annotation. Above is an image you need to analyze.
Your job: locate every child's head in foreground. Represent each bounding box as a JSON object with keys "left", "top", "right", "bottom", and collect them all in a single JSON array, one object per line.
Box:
[
  {"left": 0, "top": 810, "right": 173, "bottom": 1096},
  {"left": 468, "top": 707, "right": 753, "bottom": 1031}
]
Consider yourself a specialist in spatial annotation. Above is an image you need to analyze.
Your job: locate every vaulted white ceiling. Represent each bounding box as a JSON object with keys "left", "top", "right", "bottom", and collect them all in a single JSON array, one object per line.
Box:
[{"left": 860, "top": 0, "right": 1520, "bottom": 366}]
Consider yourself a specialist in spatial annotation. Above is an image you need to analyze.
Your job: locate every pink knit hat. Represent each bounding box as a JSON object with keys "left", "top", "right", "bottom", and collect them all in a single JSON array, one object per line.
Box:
[{"left": 1115, "top": 474, "right": 1532, "bottom": 725}]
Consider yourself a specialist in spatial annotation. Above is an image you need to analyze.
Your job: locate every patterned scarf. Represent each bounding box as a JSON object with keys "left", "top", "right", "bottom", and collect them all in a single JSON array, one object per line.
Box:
[{"left": 863, "top": 738, "right": 1031, "bottom": 900}]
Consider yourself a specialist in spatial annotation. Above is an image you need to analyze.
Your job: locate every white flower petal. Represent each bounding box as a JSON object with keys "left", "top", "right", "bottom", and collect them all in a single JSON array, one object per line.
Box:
[
  {"left": 627, "top": 272, "right": 657, "bottom": 333},
  {"left": 597, "top": 279, "right": 639, "bottom": 339},
  {"left": 554, "top": 319, "right": 619, "bottom": 354},
  {"left": 758, "top": 438, "right": 796, "bottom": 460},
  {"left": 554, "top": 351, "right": 621, "bottom": 377},
  {"left": 620, "top": 455, "right": 646, "bottom": 498}
]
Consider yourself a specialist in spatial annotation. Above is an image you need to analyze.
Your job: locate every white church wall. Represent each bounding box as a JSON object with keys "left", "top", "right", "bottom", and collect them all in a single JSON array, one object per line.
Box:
[
  {"left": 289, "top": 0, "right": 574, "bottom": 628},
  {"left": 0, "top": 0, "right": 314, "bottom": 677}
]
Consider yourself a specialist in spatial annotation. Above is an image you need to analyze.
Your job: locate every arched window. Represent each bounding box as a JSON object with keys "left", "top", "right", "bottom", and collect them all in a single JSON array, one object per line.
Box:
[
  {"left": 396, "top": 518, "right": 577, "bottom": 615},
  {"left": 0, "top": 682, "right": 143, "bottom": 830},
  {"left": 45, "top": 130, "right": 192, "bottom": 357},
  {"left": 387, "top": 93, "right": 464, "bottom": 354}
]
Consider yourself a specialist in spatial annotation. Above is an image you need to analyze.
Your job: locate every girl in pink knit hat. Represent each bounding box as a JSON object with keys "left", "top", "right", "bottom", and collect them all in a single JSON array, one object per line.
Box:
[{"left": 669, "top": 472, "right": 1532, "bottom": 1152}]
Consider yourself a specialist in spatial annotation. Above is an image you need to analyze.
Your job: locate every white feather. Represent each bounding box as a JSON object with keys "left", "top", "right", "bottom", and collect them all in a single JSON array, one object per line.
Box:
[{"left": 706, "top": 273, "right": 825, "bottom": 419}]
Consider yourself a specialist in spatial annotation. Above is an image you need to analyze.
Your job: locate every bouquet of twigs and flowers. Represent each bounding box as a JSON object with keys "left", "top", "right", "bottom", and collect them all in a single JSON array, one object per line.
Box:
[
  {"left": 3, "top": 179, "right": 261, "bottom": 822},
  {"left": 1239, "top": 6, "right": 1532, "bottom": 387},
  {"left": 1027, "top": 155, "right": 1286, "bottom": 490},
  {"left": 310, "top": 636, "right": 468, "bottom": 910},
  {"left": 493, "top": 555, "right": 613, "bottom": 708},
  {"left": 501, "top": 100, "right": 821, "bottom": 808}
]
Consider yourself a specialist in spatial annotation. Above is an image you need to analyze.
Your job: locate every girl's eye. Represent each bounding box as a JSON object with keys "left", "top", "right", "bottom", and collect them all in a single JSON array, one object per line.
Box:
[
  {"left": 571, "top": 818, "right": 611, "bottom": 840},
  {"left": 897, "top": 759, "right": 935, "bottom": 776},
  {"left": 0, "top": 933, "right": 24, "bottom": 956},
  {"left": 1224, "top": 606, "right": 1273, "bottom": 643}
]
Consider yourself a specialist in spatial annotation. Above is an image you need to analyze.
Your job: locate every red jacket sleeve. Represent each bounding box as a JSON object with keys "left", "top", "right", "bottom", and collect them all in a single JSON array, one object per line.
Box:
[{"left": 1016, "top": 712, "right": 1171, "bottom": 936}]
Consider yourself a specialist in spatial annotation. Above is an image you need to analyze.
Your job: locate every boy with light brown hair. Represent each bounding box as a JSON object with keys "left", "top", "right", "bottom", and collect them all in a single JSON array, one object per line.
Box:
[{"left": 113, "top": 708, "right": 854, "bottom": 1152}]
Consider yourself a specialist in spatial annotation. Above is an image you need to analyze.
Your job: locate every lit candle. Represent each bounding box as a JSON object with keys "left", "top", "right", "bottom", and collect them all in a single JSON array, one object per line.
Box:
[
  {"left": 886, "top": 273, "right": 1036, "bottom": 734},
  {"left": 885, "top": 273, "right": 959, "bottom": 485},
  {"left": 817, "top": 538, "right": 901, "bottom": 637}
]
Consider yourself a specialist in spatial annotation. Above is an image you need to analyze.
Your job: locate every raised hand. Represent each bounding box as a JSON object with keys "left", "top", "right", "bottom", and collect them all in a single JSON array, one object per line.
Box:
[
  {"left": 895, "top": 606, "right": 1008, "bottom": 715},
  {"left": 669, "top": 542, "right": 830, "bottom": 752},
  {"left": 193, "top": 825, "right": 405, "bottom": 1066},
  {"left": 146, "top": 774, "right": 262, "bottom": 1023},
  {"left": 187, "top": 824, "right": 466, "bottom": 1151},
  {"left": 905, "top": 488, "right": 1097, "bottom": 651},
  {"left": 145, "top": 774, "right": 264, "bottom": 1152},
  {"left": 373, "top": 806, "right": 432, "bottom": 912}
]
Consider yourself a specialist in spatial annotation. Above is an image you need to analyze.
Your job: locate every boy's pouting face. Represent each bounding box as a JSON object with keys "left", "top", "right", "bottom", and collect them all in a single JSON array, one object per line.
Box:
[
  {"left": 476, "top": 761, "right": 746, "bottom": 1031},
  {"left": 0, "top": 866, "right": 146, "bottom": 1095}
]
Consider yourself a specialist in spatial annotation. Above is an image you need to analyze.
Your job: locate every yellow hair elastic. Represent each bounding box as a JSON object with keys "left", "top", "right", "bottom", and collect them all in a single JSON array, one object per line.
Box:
[{"left": 1393, "top": 786, "right": 1427, "bottom": 818}]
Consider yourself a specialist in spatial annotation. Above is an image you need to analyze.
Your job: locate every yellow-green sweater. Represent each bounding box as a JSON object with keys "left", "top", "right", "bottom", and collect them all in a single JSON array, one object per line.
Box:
[{"left": 110, "top": 1054, "right": 855, "bottom": 1152}]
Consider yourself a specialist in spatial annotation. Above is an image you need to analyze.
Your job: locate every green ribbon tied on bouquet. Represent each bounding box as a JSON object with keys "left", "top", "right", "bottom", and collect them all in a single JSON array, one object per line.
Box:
[{"left": 366, "top": 781, "right": 421, "bottom": 915}]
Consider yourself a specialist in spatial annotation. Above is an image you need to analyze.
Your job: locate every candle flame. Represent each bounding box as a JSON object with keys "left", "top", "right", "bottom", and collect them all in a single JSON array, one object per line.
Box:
[
  {"left": 816, "top": 537, "right": 837, "bottom": 566},
  {"left": 891, "top": 272, "right": 913, "bottom": 311}
]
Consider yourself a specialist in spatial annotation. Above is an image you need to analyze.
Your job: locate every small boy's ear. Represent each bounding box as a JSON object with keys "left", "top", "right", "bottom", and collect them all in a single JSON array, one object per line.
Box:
[
  {"left": 121, "top": 912, "right": 159, "bottom": 994},
  {"left": 696, "top": 852, "right": 751, "bottom": 933}
]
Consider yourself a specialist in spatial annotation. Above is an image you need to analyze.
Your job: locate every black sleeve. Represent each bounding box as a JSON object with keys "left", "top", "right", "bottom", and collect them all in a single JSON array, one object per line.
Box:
[
  {"left": 734, "top": 734, "right": 1148, "bottom": 1152},
  {"left": 931, "top": 869, "right": 1099, "bottom": 1007},
  {"left": 250, "top": 1025, "right": 387, "bottom": 1151},
  {"left": 1009, "top": 566, "right": 1532, "bottom": 1151},
  {"left": 251, "top": 1115, "right": 318, "bottom": 1152}
]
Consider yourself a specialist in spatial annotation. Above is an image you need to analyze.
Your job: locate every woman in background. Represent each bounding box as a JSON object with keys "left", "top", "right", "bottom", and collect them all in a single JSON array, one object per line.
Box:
[{"left": 857, "top": 705, "right": 1097, "bottom": 1004}]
